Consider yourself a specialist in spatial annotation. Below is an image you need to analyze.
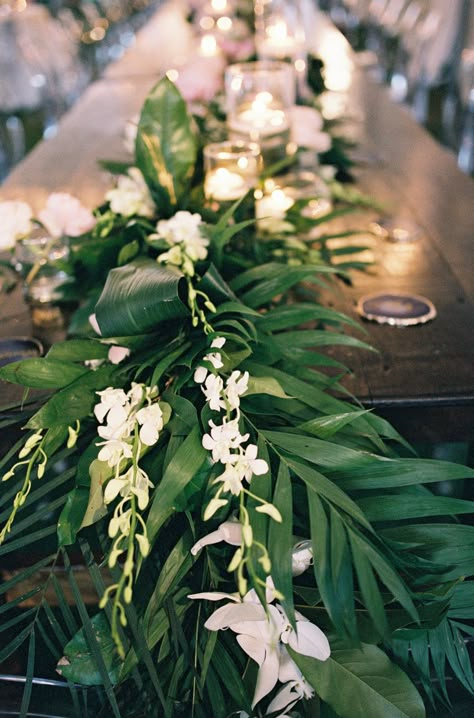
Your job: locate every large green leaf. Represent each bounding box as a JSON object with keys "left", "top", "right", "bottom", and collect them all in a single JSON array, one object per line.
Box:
[
  {"left": 146, "top": 425, "right": 208, "bottom": 545},
  {"left": 380, "top": 524, "right": 474, "bottom": 582},
  {"left": 358, "top": 495, "right": 474, "bottom": 522},
  {"left": 334, "top": 459, "right": 474, "bottom": 490},
  {"left": 0, "top": 358, "right": 89, "bottom": 389},
  {"left": 95, "top": 258, "right": 188, "bottom": 337},
  {"left": 268, "top": 461, "right": 294, "bottom": 625},
  {"left": 136, "top": 77, "right": 198, "bottom": 212},
  {"left": 46, "top": 339, "right": 109, "bottom": 363},
  {"left": 256, "top": 302, "right": 362, "bottom": 333},
  {"left": 57, "top": 613, "right": 121, "bottom": 686},
  {"left": 291, "top": 642, "right": 426, "bottom": 718}
]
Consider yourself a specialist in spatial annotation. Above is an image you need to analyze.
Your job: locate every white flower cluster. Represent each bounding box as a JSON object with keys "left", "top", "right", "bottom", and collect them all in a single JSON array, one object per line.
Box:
[
  {"left": 155, "top": 210, "right": 209, "bottom": 277},
  {"left": 194, "top": 337, "right": 269, "bottom": 518},
  {"left": 94, "top": 383, "right": 166, "bottom": 564},
  {"left": 190, "top": 579, "right": 329, "bottom": 716},
  {"left": 105, "top": 167, "right": 155, "bottom": 218}
]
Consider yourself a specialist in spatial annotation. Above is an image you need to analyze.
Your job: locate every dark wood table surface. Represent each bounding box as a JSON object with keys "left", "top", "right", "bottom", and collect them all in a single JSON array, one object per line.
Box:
[{"left": 1, "top": 3, "right": 473, "bottom": 442}]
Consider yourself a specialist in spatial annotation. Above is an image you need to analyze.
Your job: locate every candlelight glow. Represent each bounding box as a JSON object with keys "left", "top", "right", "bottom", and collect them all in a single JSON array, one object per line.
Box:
[
  {"left": 211, "top": 0, "right": 228, "bottom": 12},
  {"left": 200, "top": 34, "right": 218, "bottom": 57}
]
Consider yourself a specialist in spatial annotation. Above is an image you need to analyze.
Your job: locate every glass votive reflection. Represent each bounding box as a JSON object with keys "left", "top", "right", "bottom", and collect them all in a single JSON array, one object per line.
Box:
[
  {"left": 204, "top": 141, "right": 261, "bottom": 204},
  {"left": 12, "top": 227, "right": 71, "bottom": 307},
  {"left": 225, "top": 61, "right": 295, "bottom": 166}
]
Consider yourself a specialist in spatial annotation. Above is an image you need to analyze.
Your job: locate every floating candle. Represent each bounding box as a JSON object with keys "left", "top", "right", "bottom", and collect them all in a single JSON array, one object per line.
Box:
[
  {"left": 205, "top": 167, "right": 248, "bottom": 201},
  {"left": 256, "top": 188, "right": 294, "bottom": 220},
  {"left": 200, "top": 33, "right": 219, "bottom": 57},
  {"left": 259, "top": 19, "right": 299, "bottom": 59},
  {"left": 230, "top": 92, "right": 289, "bottom": 138}
]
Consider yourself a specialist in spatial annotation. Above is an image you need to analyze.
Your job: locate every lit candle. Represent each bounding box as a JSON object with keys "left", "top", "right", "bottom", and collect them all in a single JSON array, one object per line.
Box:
[
  {"left": 205, "top": 167, "right": 248, "bottom": 201},
  {"left": 230, "top": 92, "right": 289, "bottom": 138},
  {"left": 262, "top": 19, "right": 298, "bottom": 58},
  {"left": 256, "top": 188, "right": 294, "bottom": 221},
  {"left": 200, "top": 33, "right": 219, "bottom": 57},
  {"left": 211, "top": 0, "right": 228, "bottom": 12}
]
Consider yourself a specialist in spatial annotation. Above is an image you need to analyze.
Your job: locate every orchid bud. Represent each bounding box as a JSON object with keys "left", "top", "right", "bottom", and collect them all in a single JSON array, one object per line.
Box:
[
  {"left": 242, "top": 523, "right": 253, "bottom": 548},
  {"left": 227, "top": 547, "right": 243, "bottom": 573}
]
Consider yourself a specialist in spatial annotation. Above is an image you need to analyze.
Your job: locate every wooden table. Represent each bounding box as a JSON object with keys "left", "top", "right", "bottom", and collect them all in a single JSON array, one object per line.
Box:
[{"left": 1, "top": 3, "right": 473, "bottom": 442}]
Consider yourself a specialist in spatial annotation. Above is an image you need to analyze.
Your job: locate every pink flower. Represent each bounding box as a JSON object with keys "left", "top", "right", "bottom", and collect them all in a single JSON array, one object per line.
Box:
[
  {"left": 290, "top": 106, "right": 332, "bottom": 153},
  {"left": 218, "top": 36, "right": 255, "bottom": 62},
  {"left": 175, "top": 55, "right": 225, "bottom": 104},
  {"left": 39, "top": 192, "right": 96, "bottom": 238}
]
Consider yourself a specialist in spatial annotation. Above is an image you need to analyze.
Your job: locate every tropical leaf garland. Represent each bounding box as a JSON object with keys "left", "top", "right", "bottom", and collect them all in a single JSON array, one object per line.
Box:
[{"left": 0, "top": 73, "right": 472, "bottom": 718}]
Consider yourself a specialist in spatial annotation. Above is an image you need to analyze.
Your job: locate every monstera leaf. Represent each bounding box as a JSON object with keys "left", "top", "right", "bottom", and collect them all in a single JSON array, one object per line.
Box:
[
  {"left": 135, "top": 77, "right": 198, "bottom": 214},
  {"left": 95, "top": 258, "right": 189, "bottom": 337},
  {"left": 291, "top": 642, "right": 426, "bottom": 718}
]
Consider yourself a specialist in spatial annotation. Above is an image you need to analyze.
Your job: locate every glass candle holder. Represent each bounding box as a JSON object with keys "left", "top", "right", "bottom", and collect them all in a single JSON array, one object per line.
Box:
[
  {"left": 254, "top": 0, "right": 306, "bottom": 62},
  {"left": 204, "top": 141, "right": 261, "bottom": 206},
  {"left": 225, "top": 60, "right": 295, "bottom": 166},
  {"left": 12, "top": 226, "right": 71, "bottom": 307}
]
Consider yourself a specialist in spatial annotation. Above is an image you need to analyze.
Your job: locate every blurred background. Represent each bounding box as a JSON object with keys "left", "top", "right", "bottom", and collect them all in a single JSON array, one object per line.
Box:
[
  {"left": 0, "top": 0, "right": 473, "bottom": 181},
  {"left": 319, "top": 0, "right": 474, "bottom": 174},
  {"left": 0, "top": 0, "right": 159, "bottom": 182}
]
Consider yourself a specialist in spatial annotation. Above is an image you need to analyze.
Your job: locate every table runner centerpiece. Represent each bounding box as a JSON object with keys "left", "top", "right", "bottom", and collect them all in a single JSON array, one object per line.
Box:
[{"left": 0, "top": 6, "right": 473, "bottom": 718}]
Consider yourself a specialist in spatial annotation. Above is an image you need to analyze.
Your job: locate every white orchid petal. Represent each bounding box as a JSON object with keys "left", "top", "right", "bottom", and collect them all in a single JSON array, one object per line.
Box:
[
  {"left": 188, "top": 591, "right": 240, "bottom": 602},
  {"left": 190, "top": 528, "right": 225, "bottom": 555},
  {"left": 204, "top": 603, "right": 266, "bottom": 631},
  {"left": 287, "top": 621, "right": 331, "bottom": 661},
  {"left": 236, "top": 634, "right": 266, "bottom": 666},
  {"left": 252, "top": 647, "right": 280, "bottom": 707},
  {"left": 104, "top": 477, "right": 128, "bottom": 504},
  {"left": 219, "top": 521, "right": 243, "bottom": 545},
  {"left": 211, "top": 337, "right": 226, "bottom": 349},
  {"left": 139, "top": 423, "right": 158, "bottom": 446},
  {"left": 277, "top": 648, "right": 303, "bottom": 684},
  {"left": 251, "top": 459, "right": 269, "bottom": 476},
  {"left": 266, "top": 682, "right": 300, "bottom": 715},
  {"left": 194, "top": 366, "right": 208, "bottom": 384}
]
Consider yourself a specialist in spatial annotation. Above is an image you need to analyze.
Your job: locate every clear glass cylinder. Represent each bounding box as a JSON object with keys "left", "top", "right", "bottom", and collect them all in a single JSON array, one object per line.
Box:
[
  {"left": 225, "top": 60, "right": 295, "bottom": 165},
  {"left": 254, "top": 0, "right": 307, "bottom": 62},
  {"left": 12, "top": 226, "right": 70, "bottom": 306},
  {"left": 204, "top": 141, "right": 262, "bottom": 203}
]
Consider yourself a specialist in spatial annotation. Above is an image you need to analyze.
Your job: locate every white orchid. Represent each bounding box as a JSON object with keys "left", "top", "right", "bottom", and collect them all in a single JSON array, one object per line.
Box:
[
  {"left": 291, "top": 540, "right": 313, "bottom": 576},
  {"left": 94, "top": 388, "right": 128, "bottom": 424},
  {"left": 191, "top": 524, "right": 312, "bottom": 578},
  {"left": 104, "top": 475, "right": 131, "bottom": 505},
  {"left": 156, "top": 210, "right": 203, "bottom": 246},
  {"left": 202, "top": 419, "right": 249, "bottom": 463},
  {"left": 215, "top": 444, "right": 268, "bottom": 491},
  {"left": 135, "top": 402, "right": 164, "bottom": 446},
  {"left": 190, "top": 519, "right": 243, "bottom": 556},
  {"left": 125, "top": 465, "right": 154, "bottom": 510},
  {"left": 97, "top": 437, "right": 134, "bottom": 468},
  {"left": 194, "top": 337, "right": 227, "bottom": 383},
  {"left": 202, "top": 373, "right": 226, "bottom": 412},
  {"left": 225, "top": 370, "right": 249, "bottom": 410},
  {"left": 106, "top": 167, "right": 155, "bottom": 218},
  {"left": 156, "top": 211, "right": 209, "bottom": 276},
  {"left": 267, "top": 649, "right": 314, "bottom": 715},
  {"left": 97, "top": 414, "right": 134, "bottom": 443},
  {"left": 189, "top": 586, "right": 330, "bottom": 710}
]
